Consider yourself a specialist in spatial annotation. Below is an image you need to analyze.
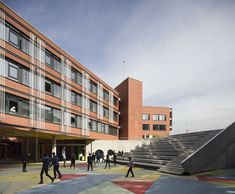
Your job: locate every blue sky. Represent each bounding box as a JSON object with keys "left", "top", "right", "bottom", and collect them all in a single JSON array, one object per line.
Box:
[{"left": 3, "top": 0, "right": 235, "bottom": 133}]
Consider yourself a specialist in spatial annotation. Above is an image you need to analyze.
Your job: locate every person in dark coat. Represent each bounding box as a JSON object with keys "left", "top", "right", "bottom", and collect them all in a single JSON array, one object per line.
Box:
[
  {"left": 51, "top": 152, "right": 62, "bottom": 179},
  {"left": 92, "top": 152, "right": 96, "bottom": 167},
  {"left": 104, "top": 153, "right": 110, "bottom": 169},
  {"left": 39, "top": 153, "right": 54, "bottom": 184},
  {"left": 125, "top": 156, "right": 135, "bottom": 177},
  {"left": 70, "top": 153, "right": 76, "bottom": 169},
  {"left": 113, "top": 152, "right": 117, "bottom": 166},
  {"left": 21, "top": 153, "right": 30, "bottom": 172},
  {"left": 87, "top": 153, "right": 93, "bottom": 171}
]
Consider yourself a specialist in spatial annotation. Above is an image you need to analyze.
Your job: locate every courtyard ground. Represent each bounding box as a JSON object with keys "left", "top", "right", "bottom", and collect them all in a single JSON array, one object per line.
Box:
[{"left": 0, "top": 161, "right": 235, "bottom": 194}]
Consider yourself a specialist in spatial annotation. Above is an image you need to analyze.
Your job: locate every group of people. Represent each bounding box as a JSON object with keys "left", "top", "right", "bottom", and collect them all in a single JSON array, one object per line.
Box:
[{"left": 22, "top": 148, "right": 135, "bottom": 184}]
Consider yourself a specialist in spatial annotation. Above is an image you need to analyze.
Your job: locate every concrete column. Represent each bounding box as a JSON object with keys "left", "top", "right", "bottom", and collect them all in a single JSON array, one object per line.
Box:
[
  {"left": 25, "top": 137, "right": 29, "bottom": 154},
  {"left": 35, "top": 136, "right": 38, "bottom": 161},
  {"left": 52, "top": 136, "right": 57, "bottom": 154}
]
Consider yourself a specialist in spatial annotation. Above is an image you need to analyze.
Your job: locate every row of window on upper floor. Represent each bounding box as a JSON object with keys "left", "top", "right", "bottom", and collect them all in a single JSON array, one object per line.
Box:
[
  {"left": 142, "top": 124, "right": 167, "bottom": 131},
  {"left": 0, "top": 58, "right": 119, "bottom": 111},
  {"left": 142, "top": 113, "right": 167, "bottom": 121},
  {"left": 3, "top": 92, "right": 118, "bottom": 136},
  {"left": 3, "top": 22, "right": 118, "bottom": 105}
]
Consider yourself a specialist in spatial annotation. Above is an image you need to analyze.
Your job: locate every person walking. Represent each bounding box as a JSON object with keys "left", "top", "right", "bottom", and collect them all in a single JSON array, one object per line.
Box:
[
  {"left": 113, "top": 152, "right": 117, "bottom": 166},
  {"left": 125, "top": 157, "right": 135, "bottom": 177},
  {"left": 21, "top": 153, "right": 30, "bottom": 172},
  {"left": 39, "top": 153, "right": 54, "bottom": 184},
  {"left": 51, "top": 152, "right": 62, "bottom": 179},
  {"left": 92, "top": 152, "right": 96, "bottom": 167},
  {"left": 104, "top": 153, "right": 110, "bottom": 169},
  {"left": 62, "top": 147, "right": 66, "bottom": 167},
  {"left": 87, "top": 153, "right": 93, "bottom": 171},
  {"left": 70, "top": 153, "right": 76, "bottom": 169}
]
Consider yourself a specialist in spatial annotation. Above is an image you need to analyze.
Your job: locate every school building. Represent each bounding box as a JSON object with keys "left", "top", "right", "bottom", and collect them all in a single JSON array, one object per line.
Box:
[{"left": 0, "top": 2, "right": 172, "bottom": 161}]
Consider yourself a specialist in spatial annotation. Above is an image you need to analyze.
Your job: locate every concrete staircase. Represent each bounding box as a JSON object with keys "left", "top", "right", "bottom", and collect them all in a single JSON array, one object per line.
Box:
[{"left": 117, "top": 129, "right": 222, "bottom": 175}]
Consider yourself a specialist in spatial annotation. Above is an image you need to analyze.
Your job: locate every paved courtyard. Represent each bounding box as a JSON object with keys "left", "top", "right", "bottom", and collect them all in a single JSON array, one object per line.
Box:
[{"left": 0, "top": 162, "right": 235, "bottom": 194}]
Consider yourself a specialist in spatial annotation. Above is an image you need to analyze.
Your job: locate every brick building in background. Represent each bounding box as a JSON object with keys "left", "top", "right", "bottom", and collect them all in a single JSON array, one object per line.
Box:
[
  {"left": 116, "top": 78, "right": 172, "bottom": 140},
  {"left": 0, "top": 2, "right": 172, "bottom": 161}
]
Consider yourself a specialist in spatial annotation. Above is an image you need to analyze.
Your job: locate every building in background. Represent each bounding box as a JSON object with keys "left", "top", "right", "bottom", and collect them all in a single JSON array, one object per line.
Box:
[
  {"left": 116, "top": 78, "right": 172, "bottom": 140},
  {"left": 0, "top": 2, "right": 172, "bottom": 161}
]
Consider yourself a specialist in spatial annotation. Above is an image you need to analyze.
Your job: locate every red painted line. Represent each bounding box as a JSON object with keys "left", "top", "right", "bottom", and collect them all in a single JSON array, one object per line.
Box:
[
  {"left": 112, "top": 181, "right": 154, "bottom": 194},
  {"left": 60, "top": 174, "right": 87, "bottom": 181},
  {"left": 197, "top": 176, "right": 235, "bottom": 183}
]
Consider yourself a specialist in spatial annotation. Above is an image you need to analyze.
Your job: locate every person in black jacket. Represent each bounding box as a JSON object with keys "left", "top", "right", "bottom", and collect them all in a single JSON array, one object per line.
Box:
[
  {"left": 39, "top": 153, "right": 54, "bottom": 184},
  {"left": 51, "top": 152, "right": 62, "bottom": 179},
  {"left": 21, "top": 153, "right": 30, "bottom": 172},
  {"left": 104, "top": 153, "right": 110, "bottom": 169},
  {"left": 125, "top": 157, "right": 135, "bottom": 177},
  {"left": 87, "top": 153, "right": 93, "bottom": 171}
]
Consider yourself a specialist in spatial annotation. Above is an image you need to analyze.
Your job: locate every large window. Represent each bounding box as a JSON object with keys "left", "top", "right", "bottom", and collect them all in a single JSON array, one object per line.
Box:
[
  {"left": 53, "top": 109, "right": 61, "bottom": 124},
  {"left": 45, "top": 50, "right": 61, "bottom": 73},
  {"left": 142, "top": 113, "right": 150, "bottom": 120},
  {"left": 143, "top": 124, "right": 150, "bottom": 130},
  {"left": 70, "top": 91, "right": 82, "bottom": 107},
  {"left": 103, "top": 107, "right": 109, "bottom": 118},
  {"left": 113, "top": 96, "right": 118, "bottom": 106},
  {"left": 5, "top": 93, "right": 29, "bottom": 117},
  {"left": 44, "top": 78, "right": 61, "bottom": 98},
  {"left": 103, "top": 89, "right": 109, "bottom": 101},
  {"left": 113, "top": 111, "right": 118, "bottom": 122},
  {"left": 153, "top": 124, "right": 166, "bottom": 131},
  {"left": 8, "top": 62, "right": 19, "bottom": 80},
  {"left": 89, "top": 80, "right": 97, "bottom": 94},
  {"left": 89, "top": 100, "right": 97, "bottom": 113},
  {"left": 153, "top": 114, "right": 166, "bottom": 121},
  {"left": 6, "top": 59, "right": 30, "bottom": 86},
  {"left": 9, "top": 30, "right": 19, "bottom": 46},
  {"left": 5, "top": 23, "right": 30, "bottom": 55}
]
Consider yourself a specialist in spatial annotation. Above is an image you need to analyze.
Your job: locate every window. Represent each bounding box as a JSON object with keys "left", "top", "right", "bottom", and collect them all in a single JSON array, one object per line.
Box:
[
  {"left": 71, "top": 91, "right": 76, "bottom": 104},
  {"left": 45, "top": 50, "right": 61, "bottom": 73},
  {"left": 153, "top": 114, "right": 166, "bottom": 121},
  {"left": 45, "top": 106, "right": 53, "bottom": 122},
  {"left": 53, "top": 84, "right": 61, "bottom": 98},
  {"left": 9, "top": 99, "right": 18, "bottom": 113},
  {"left": 45, "top": 80, "right": 52, "bottom": 93},
  {"left": 21, "top": 100, "right": 29, "bottom": 117},
  {"left": 9, "top": 30, "right": 18, "bottom": 46},
  {"left": 20, "top": 37, "right": 29, "bottom": 54},
  {"left": 77, "top": 72, "right": 83, "bottom": 85},
  {"left": 71, "top": 69, "right": 76, "bottom": 81},
  {"left": 113, "top": 111, "right": 118, "bottom": 121},
  {"left": 89, "top": 80, "right": 97, "bottom": 94},
  {"left": 153, "top": 124, "right": 166, "bottom": 131},
  {"left": 103, "top": 89, "right": 109, "bottom": 101},
  {"left": 113, "top": 96, "right": 118, "bottom": 106},
  {"left": 45, "top": 78, "right": 61, "bottom": 98},
  {"left": 22, "top": 68, "right": 29, "bottom": 86},
  {"left": 109, "top": 126, "right": 117, "bottom": 136},
  {"left": 77, "top": 116, "right": 82, "bottom": 128},
  {"left": 89, "top": 100, "right": 97, "bottom": 113},
  {"left": 53, "top": 109, "right": 61, "bottom": 124},
  {"left": 6, "top": 93, "right": 29, "bottom": 117},
  {"left": 71, "top": 114, "right": 76, "bottom": 127},
  {"left": 8, "top": 62, "right": 19, "bottom": 80},
  {"left": 77, "top": 94, "right": 82, "bottom": 106},
  {"left": 143, "top": 124, "right": 150, "bottom": 130},
  {"left": 142, "top": 113, "right": 150, "bottom": 120},
  {"left": 92, "top": 120, "right": 97, "bottom": 131},
  {"left": 103, "top": 107, "right": 109, "bottom": 118},
  {"left": 45, "top": 54, "right": 51, "bottom": 66},
  {"left": 5, "top": 23, "right": 30, "bottom": 54}
]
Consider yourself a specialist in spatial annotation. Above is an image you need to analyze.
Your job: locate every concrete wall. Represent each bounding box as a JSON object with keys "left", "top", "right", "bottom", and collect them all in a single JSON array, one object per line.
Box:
[
  {"left": 86, "top": 139, "right": 151, "bottom": 156},
  {"left": 181, "top": 122, "right": 235, "bottom": 174}
]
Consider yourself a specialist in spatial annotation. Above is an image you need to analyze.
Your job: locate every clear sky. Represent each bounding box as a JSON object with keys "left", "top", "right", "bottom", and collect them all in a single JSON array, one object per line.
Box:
[{"left": 3, "top": 0, "right": 235, "bottom": 134}]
